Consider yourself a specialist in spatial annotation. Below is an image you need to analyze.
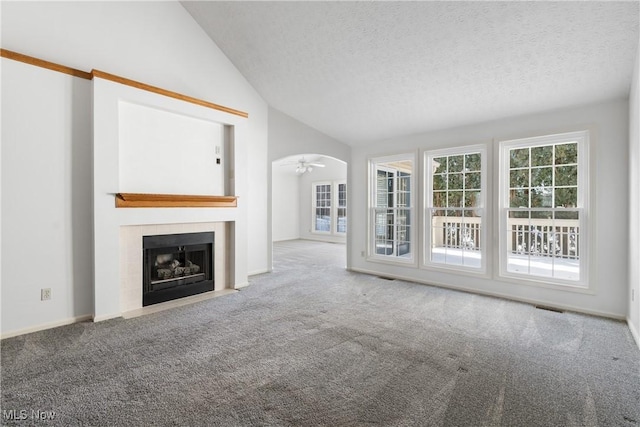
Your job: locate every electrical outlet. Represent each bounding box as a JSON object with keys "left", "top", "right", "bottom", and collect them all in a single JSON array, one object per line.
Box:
[
  {"left": 361, "top": 251, "right": 365, "bottom": 257},
  {"left": 41, "top": 288, "right": 51, "bottom": 301}
]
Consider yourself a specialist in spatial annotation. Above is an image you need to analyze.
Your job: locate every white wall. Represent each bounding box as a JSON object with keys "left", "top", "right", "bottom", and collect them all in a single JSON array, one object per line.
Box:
[
  {"left": 0, "top": 1, "right": 3, "bottom": 338},
  {"left": 350, "top": 99, "right": 630, "bottom": 318},
  {"left": 1, "top": 1, "right": 269, "bottom": 335},
  {"left": 299, "top": 157, "right": 347, "bottom": 243},
  {"left": 272, "top": 166, "right": 300, "bottom": 242},
  {"left": 629, "top": 45, "right": 640, "bottom": 346},
  {"left": 117, "top": 101, "right": 225, "bottom": 195},
  {"left": 268, "top": 107, "right": 350, "bottom": 163},
  {"left": 1, "top": 59, "right": 93, "bottom": 334}
]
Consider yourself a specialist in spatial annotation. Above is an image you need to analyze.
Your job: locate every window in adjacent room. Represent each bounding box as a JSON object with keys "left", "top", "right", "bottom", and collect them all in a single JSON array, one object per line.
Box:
[
  {"left": 370, "top": 154, "right": 415, "bottom": 262},
  {"left": 336, "top": 182, "right": 347, "bottom": 234},
  {"left": 425, "top": 145, "right": 486, "bottom": 271},
  {"left": 312, "top": 182, "right": 332, "bottom": 233},
  {"left": 499, "top": 130, "right": 589, "bottom": 287},
  {"left": 312, "top": 181, "right": 347, "bottom": 235}
]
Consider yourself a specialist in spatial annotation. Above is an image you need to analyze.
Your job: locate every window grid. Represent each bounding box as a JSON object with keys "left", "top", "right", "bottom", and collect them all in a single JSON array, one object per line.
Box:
[
  {"left": 508, "top": 142, "right": 578, "bottom": 210},
  {"left": 501, "top": 132, "right": 587, "bottom": 286},
  {"left": 426, "top": 150, "right": 484, "bottom": 269},
  {"left": 314, "top": 184, "right": 331, "bottom": 233},
  {"left": 337, "top": 183, "right": 347, "bottom": 233},
  {"left": 371, "top": 158, "right": 414, "bottom": 261}
]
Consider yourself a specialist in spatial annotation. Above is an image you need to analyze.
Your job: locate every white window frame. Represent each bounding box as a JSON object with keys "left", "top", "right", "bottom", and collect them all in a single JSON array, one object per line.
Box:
[
  {"left": 498, "top": 130, "right": 590, "bottom": 290},
  {"left": 424, "top": 144, "right": 487, "bottom": 273},
  {"left": 368, "top": 153, "right": 416, "bottom": 265},
  {"left": 312, "top": 181, "right": 332, "bottom": 234},
  {"left": 335, "top": 180, "right": 347, "bottom": 234},
  {"left": 311, "top": 181, "right": 347, "bottom": 236}
]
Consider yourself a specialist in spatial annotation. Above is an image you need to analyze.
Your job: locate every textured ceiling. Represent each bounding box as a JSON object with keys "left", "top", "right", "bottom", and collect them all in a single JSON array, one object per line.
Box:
[{"left": 182, "top": 1, "right": 639, "bottom": 146}]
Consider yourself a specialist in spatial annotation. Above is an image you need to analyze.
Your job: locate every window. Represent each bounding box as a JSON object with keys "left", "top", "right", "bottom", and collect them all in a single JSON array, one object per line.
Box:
[
  {"left": 336, "top": 182, "right": 347, "bottom": 234},
  {"left": 499, "top": 131, "right": 589, "bottom": 287},
  {"left": 370, "top": 154, "right": 414, "bottom": 262},
  {"left": 312, "top": 181, "right": 347, "bottom": 235},
  {"left": 313, "top": 183, "right": 332, "bottom": 233},
  {"left": 425, "top": 146, "right": 486, "bottom": 270}
]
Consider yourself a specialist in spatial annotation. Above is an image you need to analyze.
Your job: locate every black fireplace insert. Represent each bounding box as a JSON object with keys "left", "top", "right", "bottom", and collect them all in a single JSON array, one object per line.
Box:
[{"left": 143, "top": 232, "right": 214, "bottom": 306}]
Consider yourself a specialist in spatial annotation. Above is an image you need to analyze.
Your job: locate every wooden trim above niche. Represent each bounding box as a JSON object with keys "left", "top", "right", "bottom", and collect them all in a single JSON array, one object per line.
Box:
[
  {"left": 1, "top": 49, "right": 248, "bottom": 118},
  {"left": 115, "top": 193, "right": 237, "bottom": 208},
  {"left": 92, "top": 70, "right": 248, "bottom": 118}
]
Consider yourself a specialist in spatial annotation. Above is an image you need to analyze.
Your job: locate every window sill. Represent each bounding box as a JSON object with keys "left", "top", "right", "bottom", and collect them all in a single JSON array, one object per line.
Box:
[
  {"left": 495, "top": 272, "right": 593, "bottom": 294},
  {"left": 366, "top": 255, "right": 417, "bottom": 268},
  {"left": 421, "top": 262, "right": 488, "bottom": 278}
]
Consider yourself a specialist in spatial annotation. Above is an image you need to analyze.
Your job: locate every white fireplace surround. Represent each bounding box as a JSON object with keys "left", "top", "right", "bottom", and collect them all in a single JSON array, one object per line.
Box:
[
  {"left": 93, "top": 76, "right": 249, "bottom": 321},
  {"left": 120, "top": 222, "right": 228, "bottom": 313}
]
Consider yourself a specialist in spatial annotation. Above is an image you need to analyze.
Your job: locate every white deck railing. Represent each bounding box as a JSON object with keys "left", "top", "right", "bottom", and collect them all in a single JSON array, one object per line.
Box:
[
  {"left": 431, "top": 216, "right": 579, "bottom": 259},
  {"left": 431, "top": 216, "right": 481, "bottom": 250}
]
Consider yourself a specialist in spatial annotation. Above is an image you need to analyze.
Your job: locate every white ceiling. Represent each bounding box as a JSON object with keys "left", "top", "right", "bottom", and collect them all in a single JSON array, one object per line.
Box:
[{"left": 182, "top": 1, "right": 639, "bottom": 146}]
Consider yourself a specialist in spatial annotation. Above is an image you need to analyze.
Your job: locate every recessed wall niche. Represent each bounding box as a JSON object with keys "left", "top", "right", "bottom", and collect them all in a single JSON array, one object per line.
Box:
[{"left": 118, "top": 100, "right": 225, "bottom": 195}]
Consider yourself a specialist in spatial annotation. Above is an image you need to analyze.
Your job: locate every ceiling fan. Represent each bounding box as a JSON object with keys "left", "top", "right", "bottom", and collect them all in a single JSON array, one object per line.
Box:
[{"left": 281, "top": 157, "right": 325, "bottom": 174}]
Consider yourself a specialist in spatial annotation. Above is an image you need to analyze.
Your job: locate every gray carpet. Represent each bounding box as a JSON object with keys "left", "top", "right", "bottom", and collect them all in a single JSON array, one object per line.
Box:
[{"left": 1, "top": 239, "right": 639, "bottom": 426}]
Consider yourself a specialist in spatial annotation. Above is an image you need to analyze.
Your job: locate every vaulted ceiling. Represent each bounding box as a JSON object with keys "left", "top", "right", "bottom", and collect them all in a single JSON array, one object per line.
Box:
[{"left": 182, "top": 1, "right": 639, "bottom": 146}]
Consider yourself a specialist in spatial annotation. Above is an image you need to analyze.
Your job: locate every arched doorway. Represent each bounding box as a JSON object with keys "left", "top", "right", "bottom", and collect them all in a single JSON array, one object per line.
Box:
[{"left": 271, "top": 154, "right": 348, "bottom": 270}]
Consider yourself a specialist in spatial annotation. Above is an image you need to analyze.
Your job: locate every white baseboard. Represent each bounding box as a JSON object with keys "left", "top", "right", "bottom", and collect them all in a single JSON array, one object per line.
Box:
[
  {"left": 247, "top": 269, "right": 269, "bottom": 276},
  {"left": 1, "top": 314, "right": 93, "bottom": 340},
  {"left": 93, "top": 313, "right": 123, "bottom": 323},
  {"left": 234, "top": 281, "right": 250, "bottom": 289},
  {"left": 628, "top": 318, "right": 640, "bottom": 350},
  {"left": 348, "top": 267, "right": 627, "bottom": 320},
  {"left": 300, "top": 236, "right": 347, "bottom": 245}
]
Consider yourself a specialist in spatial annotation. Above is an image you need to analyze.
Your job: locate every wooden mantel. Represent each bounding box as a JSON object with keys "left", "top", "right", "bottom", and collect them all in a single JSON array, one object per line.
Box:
[{"left": 115, "top": 193, "right": 237, "bottom": 208}]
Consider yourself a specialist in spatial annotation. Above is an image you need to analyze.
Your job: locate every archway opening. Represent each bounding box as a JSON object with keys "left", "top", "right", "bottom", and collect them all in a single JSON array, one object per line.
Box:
[{"left": 271, "top": 153, "right": 348, "bottom": 271}]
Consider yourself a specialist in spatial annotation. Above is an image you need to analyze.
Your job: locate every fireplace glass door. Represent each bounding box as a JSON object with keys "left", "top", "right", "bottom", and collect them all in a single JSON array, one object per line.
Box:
[{"left": 143, "top": 232, "right": 214, "bottom": 306}]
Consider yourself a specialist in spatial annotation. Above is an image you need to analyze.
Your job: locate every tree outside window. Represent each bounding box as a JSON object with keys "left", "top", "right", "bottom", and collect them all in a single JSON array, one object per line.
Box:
[
  {"left": 426, "top": 145, "right": 485, "bottom": 270},
  {"left": 500, "top": 131, "right": 588, "bottom": 287}
]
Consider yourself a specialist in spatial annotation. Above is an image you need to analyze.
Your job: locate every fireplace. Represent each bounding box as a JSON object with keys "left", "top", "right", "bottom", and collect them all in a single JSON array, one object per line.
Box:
[{"left": 143, "top": 232, "right": 214, "bottom": 306}]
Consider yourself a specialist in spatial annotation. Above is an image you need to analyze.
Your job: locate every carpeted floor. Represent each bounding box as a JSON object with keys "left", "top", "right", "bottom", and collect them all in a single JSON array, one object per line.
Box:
[{"left": 1, "top": 240, "right": 639, "bottom": 426}]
